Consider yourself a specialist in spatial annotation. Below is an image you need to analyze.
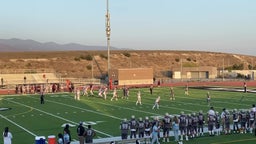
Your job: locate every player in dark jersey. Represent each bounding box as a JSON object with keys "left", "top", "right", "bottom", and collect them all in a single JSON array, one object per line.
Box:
[
  {"left": 208, "top": 113, "right": 215, "bottom": 136},
  {"left": 137, "top": 117, "right": 145, "bottom": 138},
  {"left": 120, "top": 118, "right": 129, "bottom": 140},
  {"left": 240, "top": 109, "right": 247, "bottom": 133},
  {"left": 232, "top": 109, "right": 239, "bottom": 134},
  {"left": 198, "top": 110, "right": 205, "bottom": 136},
  {"left": 223, "top": 110, "right": 231, "bottom": 134},
  {"left": 144, "top": 116, "right": 151, "bottom": 144},
  {"left": 85, "top": 125, "right": 96, "bottom": 143},
  {"left": 187, "top": 114, "right": 193, "bottom": 139},
  {"left": 249, "top": 109, "right": 255, "bottom": 133},
  {"left": 179, "top": 111, "right": 188, "bottom": 141},
  {"left": 129, "top": 115, "right": 138, "bottom": 139},
  {"left": 162, "top": 113, "right": 171, "bottom": 142},
  {"left": 192, "top": 112, "right": 198, "bottom": 138}
]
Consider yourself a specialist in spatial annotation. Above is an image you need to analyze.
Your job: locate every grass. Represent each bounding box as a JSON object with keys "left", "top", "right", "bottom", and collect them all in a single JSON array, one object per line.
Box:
[{"left": 0, "top": 86, "right": 256, "bottom": 144}]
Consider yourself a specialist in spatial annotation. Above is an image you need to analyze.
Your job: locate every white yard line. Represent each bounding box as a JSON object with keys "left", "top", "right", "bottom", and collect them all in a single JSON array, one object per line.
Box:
[
  {"left": 5, "top": 99, "right": 113, "bottom": 137},
  {"left": 0, "top": 114, "right": 37, "bottom": 137}
]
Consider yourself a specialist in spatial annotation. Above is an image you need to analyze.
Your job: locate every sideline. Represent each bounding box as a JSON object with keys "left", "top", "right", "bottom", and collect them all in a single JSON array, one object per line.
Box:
[
  {"left": 4, "top": 98, "right": 113, "bottom": 137},
  {"left": 211, "top": 137, "right": 256, "bottom": 144}
]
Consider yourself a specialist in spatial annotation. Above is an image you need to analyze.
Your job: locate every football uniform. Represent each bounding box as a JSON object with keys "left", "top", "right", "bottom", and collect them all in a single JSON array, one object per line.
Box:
[
  {"left": 208, "top": 114, "right": 215, "bottom": 136},
  {"left": 138, "top": 119, "right": 145, "bottom": 138},
  {"left": 129, "top": 118, "right": 138, "bottom": 139},
  {"left": 162, "top": 115, "right": 171, "bottom": 142},
  {"left": 198, "top": 113, "right": 205, "bottom": 136},
  {"left": 120, "top": 120, "right": 129, "bottom": 140},
  {"left": 232, "top": 110, "right": 239, "bottom": 133},
  {"left": 179, "top": 114, "right": 188, "bottom": 141}
]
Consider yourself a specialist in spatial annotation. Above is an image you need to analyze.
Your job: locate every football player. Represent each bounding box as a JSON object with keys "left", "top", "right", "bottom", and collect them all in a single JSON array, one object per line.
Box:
[
  {"left": 215, "top": 111, "right": 221, "bottom": 135},
  {"left": 137, "top": 117, "right": 145, "bottom": 138},
  {"left": 187, "top": 114, "right": 193, "bottom": 139},
  {"left": 223, "top": 110, "right": 231, "bottom": 134},
  {"left": 240, "top": 109, "right": 247, "bottom": 133},
  {"left": 162, "top": 113, "right": 171, "bottom": 142},
  {"left": 198, "top": 110, "right": 205, "bottom": 136},
  {"left": 152, "top": 96, "right": 160, "bottom": 109},
  {"left": 129, "top": 115, "right": 138, "bottom": 139},
  {"left": 136, "top": 91, "right": 142, "bottom": 105},
  {"left": 170, "top": 87, "right": 175, "bottom": 100},
  {"left": 120, "top": 118, "right": 129, "bottom": 140},
  {"left": 110, "top": 87, "right": 118, "bottom": 101},
  {"left": 232, "top": 109, "right": 239, "bottom": 134},
  {"left": 249, "top": 109, "right": 255, "bottom": 133},
  {"left": 179, "top": 111, "right": 188, "bottom": 141},
  {"left": 207, "top": 112, "right": 215, "bottom": 136},
  {"left": 192, "top": 112, "right": 198, "bottom": 138}
]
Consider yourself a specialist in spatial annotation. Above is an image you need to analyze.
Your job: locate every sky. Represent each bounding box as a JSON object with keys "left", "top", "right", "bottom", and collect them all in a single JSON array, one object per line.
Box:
[{"left": 0, "top": 0, "right": 256, "bottom": 55}]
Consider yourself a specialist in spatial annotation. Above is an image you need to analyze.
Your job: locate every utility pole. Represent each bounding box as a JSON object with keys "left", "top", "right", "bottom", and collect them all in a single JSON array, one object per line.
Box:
[
  {"left": 222, "top": 58, "right": 224, "bottom": 81},
  {"left": 105, "top": 0, "right": 111, "bottom": 79}
]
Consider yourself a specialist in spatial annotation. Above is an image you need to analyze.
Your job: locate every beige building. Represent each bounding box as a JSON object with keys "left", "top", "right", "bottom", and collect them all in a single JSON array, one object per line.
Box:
[
  {"left": 109, "top": 68, "right": 153, "bottom": 86},
  {"left": 172, "top": 66, "right": 217, "bottom": 79}
]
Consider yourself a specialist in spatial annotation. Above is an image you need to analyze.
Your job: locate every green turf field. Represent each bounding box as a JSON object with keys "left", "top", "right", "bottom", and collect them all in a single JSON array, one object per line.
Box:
[{"left": 1, "top": 86, "right": 256, "bottom": 144}]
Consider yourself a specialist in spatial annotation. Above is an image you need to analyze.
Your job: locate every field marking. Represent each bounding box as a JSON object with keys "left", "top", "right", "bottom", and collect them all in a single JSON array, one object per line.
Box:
[
  {"left": 44, "top": 98, "right": 123, "bottom": 120},
  {"left": 211, "top": 137, "right": 256, "bottom": 144},
  {"left": 0, "top": 114, "right": 37, "bottom": 137},
  {"left": 81, "top": 99, "right": 163, "bottom": 115},
  {"left": 158, "top": 95, "right": 251, "bottom": 107},
  {"left": 5, "top": 107, "right": 34, "bottom": 117},
  {"left": 4, "top": 98, "right": 113, "bottom": 137}
]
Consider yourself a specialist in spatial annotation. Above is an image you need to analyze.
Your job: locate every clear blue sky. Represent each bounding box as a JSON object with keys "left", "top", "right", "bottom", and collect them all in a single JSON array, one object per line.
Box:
[{"left": 0, "top": 0, "right": 256, "bottom": 55}]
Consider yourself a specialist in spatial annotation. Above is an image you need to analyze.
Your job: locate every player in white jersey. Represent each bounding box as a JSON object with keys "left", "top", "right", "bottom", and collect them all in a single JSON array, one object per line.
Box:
[
  {"left": 111, "top": 87, "right": 118, "bottom": 101},
  {"left": 103, "top": 87, "right": 108, "bottom": 100},
  {"left": 170, "top": 87, "right": 175, "bottom": 100},
  {"left": 83, "top": 86, "right": 89, "bottom": 96},
  {"left": 152, "top": 96, "right": 160, "bottom": 109},
  {"left": 98, "top": 86, "right": 103, "bottom": 97},
  {"left": 136, "top": 91, "right": 142, "bottom": 105},
  {"left": 206, "top": 91, "right": 211, "bottom": 106},
  {"left": 74, "top": 87, "right": 80, "bottom": 100}
]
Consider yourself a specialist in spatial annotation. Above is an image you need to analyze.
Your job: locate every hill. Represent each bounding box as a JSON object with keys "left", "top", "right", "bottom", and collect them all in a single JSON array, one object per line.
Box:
[
  {"left": 0, "top": 50, "right": 256, "bottom": 79},
  {"left": 0, "top": 38, "right": 119, "bottom": 51}
]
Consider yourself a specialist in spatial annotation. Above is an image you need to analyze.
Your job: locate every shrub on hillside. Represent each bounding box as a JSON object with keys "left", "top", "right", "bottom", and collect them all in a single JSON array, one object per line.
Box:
[
  {"left": 122, "top": 52, "right": 131, "bottom": 57},
  {"left": 100, "top": 54, "right": 108, "bottom": 59},
  {"left": 86, "top": 65, "right": 92, "bottom": 70},
  {"left": 74, "top": 57, "right": 80, "bottom": 61}
]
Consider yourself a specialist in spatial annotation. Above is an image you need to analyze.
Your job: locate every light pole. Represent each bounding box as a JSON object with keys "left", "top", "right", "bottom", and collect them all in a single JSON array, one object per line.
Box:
[{"left": 105, "top": 0, "right": 111, "bottom": 79}]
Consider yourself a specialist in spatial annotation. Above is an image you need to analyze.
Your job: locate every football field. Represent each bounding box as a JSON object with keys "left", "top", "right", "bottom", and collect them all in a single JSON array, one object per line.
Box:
[{"left": 1, "top": 86, "right": 256, "bottom": 144}]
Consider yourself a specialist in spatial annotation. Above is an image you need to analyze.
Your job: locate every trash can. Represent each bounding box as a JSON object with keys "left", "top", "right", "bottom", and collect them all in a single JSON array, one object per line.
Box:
[
  {"left": 35, "top": 136, "right": 46, "bottom": 144},
  {"left": 48, "top": 135, "right": 56, "bottom": 144}
]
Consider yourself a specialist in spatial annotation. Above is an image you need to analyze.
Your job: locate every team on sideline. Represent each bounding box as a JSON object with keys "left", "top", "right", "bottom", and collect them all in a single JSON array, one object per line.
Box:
[{"left": 120, "top": 105, "right": 256, "bottom": 144}]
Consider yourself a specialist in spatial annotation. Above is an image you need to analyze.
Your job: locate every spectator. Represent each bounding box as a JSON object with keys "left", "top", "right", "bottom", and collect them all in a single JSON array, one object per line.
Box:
[
  {"left": 77, "top": 122, "right": 85, "bottom": 144},
  {"left": 3, "top": 127, "right": 13, "bottom": 144},
  {"left": 172, "top": 116, "right": 179, "bottom": 143},
  {"left": 63, "top": 124, "right": 71, "bottom": 143},
  {"left": 63, "top": 129, "right": 70, "bottom": 144},
  {"left": 151, "top": 122, "right": 160, "bottom": 144},
  {"left": 57, "top": 133, "right": 64, "bottom": 144}
]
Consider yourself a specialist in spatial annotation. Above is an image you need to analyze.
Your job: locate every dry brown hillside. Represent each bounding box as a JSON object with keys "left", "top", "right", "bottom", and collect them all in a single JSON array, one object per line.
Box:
[{"left": 0, "top": 50, "right": 256, "bottom": 79}]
